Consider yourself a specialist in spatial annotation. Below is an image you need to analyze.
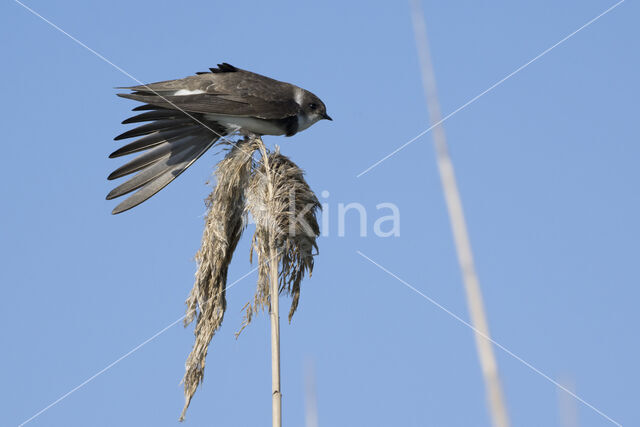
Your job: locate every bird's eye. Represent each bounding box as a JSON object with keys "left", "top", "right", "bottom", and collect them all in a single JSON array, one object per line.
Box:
[{"left": 308, "top": 102, "right": 318, "bottom": 110}]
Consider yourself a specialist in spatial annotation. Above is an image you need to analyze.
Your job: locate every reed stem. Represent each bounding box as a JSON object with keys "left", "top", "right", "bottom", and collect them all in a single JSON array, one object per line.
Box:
[{"left": 257, "top": 137, "right": 282, "bottom": 427}]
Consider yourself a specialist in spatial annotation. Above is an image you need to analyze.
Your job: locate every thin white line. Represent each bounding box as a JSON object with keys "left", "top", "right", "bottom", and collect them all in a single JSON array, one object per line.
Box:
[
  {"left": 356, "top": 0, "right": 625, "bottom": 178},
  {"left": 356, "top": 250, "right": 622, "bottom": 427},
  {"left": 12, "top": 0, "right": 229, "bottom": 144},
  {"left": 17, "top": 266, "right": 258, "bottom": 427},
  {"left": 12, "top": 0, "right": 283, "bottom": 184}
]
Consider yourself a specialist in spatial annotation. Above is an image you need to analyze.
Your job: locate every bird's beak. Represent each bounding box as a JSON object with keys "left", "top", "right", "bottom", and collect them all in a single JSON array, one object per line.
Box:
[{"left": 322, "top": 113, "right": 333, "bottom": 121}]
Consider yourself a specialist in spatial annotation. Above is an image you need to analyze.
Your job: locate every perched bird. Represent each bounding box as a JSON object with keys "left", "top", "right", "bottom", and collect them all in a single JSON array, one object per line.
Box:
[{"left": 108, "top": 63, "right": 331, "bottom": 214}]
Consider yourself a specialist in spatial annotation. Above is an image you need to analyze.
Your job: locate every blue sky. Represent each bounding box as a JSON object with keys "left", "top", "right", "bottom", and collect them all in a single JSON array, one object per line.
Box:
[{"left": 1, "top": 1, "right": 638, "bottom": 426}]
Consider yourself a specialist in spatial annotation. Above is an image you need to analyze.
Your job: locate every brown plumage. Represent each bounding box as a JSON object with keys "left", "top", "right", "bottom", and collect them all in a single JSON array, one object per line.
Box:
[{"left": 108, "top": 64, "right": 331, "bottom": 214}]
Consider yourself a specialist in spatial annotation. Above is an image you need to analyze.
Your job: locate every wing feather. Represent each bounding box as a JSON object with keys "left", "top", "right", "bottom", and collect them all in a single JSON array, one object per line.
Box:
[
  {"left": 116, "top": 65, "right": 301, "bottom": 119},
  {"left": 117, "top": 93, "right": 298, "bottom": 120},
  {"left": 108, "top": 105, "right": 227, "bottom": 213},
  {"left": 109, "top": 135, "right": 218, "bottom": 214},
  {"left": 109, "top": 127, "right": 200, "bottom": 158},
  {"left": 108, "top": 134, "right": 201, "bottom": 180},
  {"left": 114, "top": 118, "right": 193, "bottom": 140}
]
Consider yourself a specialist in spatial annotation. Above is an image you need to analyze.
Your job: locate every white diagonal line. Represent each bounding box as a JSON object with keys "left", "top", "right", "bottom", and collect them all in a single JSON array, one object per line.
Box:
[
  {"left": 12, "top": 0, "right": 285, "bottom": 185},
  {"left": 17, "top": 266, "right": 258, "bottom": 427},
  {"left": 356, "top": 0, "right": 624, "bottom": 178},
  {"left": 12, "top": 0, "right": 229, "bottom": 145},
  {"left": 356, "top": 250, "right": 622, "bottom": 427}
]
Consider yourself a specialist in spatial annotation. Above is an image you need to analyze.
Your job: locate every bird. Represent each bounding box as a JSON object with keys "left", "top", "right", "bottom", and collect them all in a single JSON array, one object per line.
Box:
[{"left": 107, "top": 63, "right": 331, "bottom": 214}]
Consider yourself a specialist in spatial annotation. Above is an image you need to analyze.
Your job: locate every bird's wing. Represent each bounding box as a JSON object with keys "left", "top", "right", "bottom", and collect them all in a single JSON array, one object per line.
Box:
[
  {"left": 107, "top": 106, "right": 228, "bottom": 214},
  {"left": 117, "top": 63, "right": 300, "bottom": 120}
]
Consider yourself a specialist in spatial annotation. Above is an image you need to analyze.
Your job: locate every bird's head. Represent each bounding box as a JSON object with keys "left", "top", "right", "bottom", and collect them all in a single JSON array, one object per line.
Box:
[{"left": 300, "top": 91, "right": 332, "bottom": 124}]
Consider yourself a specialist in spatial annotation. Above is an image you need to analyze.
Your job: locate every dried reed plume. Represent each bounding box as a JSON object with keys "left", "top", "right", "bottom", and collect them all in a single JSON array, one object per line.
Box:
[
  {"left": 180, "top": 137, "right": 319, "bottom": 425},
  {"left": 240, "top": 145, "right": 320, "bottom": 331},
  {"left": 180, "top": 139, "right": 256, "bottom": 420}
]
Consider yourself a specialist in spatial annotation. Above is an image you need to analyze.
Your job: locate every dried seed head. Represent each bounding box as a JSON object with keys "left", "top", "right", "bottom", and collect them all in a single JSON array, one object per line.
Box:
[
  {"left": 180, "top": 138, "right": 257, "bottom": 420},
  {"left": 240, "top": 147, "right": 320, "bottom": 332},
  {"left": 180, "top": 138, "right": 320, "bottom": 420}
]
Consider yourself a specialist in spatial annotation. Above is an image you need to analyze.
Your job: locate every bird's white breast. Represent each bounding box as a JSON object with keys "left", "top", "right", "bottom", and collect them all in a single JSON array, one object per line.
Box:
[
  {"left": 297, "top": 113, "right": 320, "bottom": 132},
  {"left": 204, "top": 114, "right": 286, "bottom": 136}
]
